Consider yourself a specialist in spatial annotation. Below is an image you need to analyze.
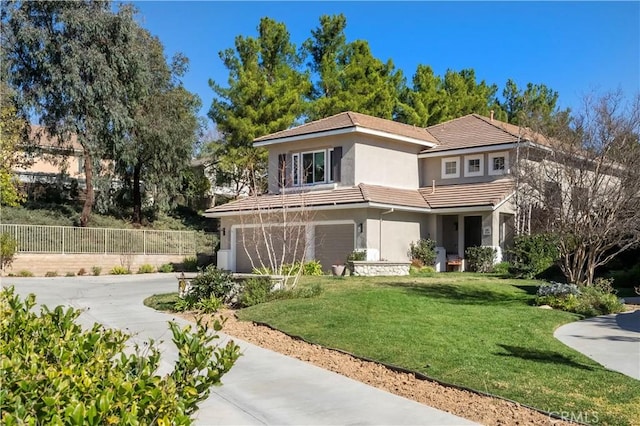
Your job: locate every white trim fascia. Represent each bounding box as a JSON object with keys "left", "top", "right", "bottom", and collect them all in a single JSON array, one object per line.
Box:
[
  {"left": 254, "top": 126, "right": 436, "bottom": 148},
  {"left": 429, "top": 205, "right": 494, "bottom": 214},
  {"left": 354, "top": 126, "right": 436, "bottom": 147},
  {"left": 231, "top": 219, "right": 355, "bottom": 230},
  {"left": 419, "top": 142, "right": 518, "bottom": 158},
  {"left": 205, "top": 201, "right": 431, "bottom": 218},
  {"left": 493, "top": 192, "right": 516, "bottom": 210},
  {"left": 280, "top": 182, "right": 338, "bottom": 194}
]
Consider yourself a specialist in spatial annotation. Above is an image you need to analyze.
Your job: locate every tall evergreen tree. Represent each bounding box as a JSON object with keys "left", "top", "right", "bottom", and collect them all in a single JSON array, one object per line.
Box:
[
  {"left": 396, "top": 65, "right": 447, "bottom": 126},
  {"left": 439, "top": 68, "right": 502, "bottom": 122},
  {"left": 304, "top": 14, "right": 403, "bottom": 120},
  {"left": 2, "top": 0, "right": 141, "bottom": 226},
  {"left": 209, "top": 17, "right": 310, "bottom": 193},
  {"left": 500, "top": 78, "right": 566, "bottom": 125}
]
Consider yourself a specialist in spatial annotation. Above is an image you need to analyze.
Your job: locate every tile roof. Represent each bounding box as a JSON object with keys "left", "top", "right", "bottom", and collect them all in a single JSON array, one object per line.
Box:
[
  {"left": 28, "top": 126, "right": 83, "bottom": 152},
  {"left": 254, "top": 111, "right": 439, "bottom": 145},
  {"left": 206, "top": 180, "right": 515, "bottom": 215},
  {"left": 420, "top": 179, "right": 515, "bottom": 209}
]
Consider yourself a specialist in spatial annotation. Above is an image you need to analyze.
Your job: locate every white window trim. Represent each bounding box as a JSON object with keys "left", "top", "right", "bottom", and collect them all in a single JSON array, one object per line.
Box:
[
  {"left": 292, "top": 149, "right": 329, "bottom": 186},
  {"left": 488, "top": 151, "right": 509, "bottom": 176},
  {"left": 328, "top": 148, "right": 334, "bottom": 183},
  {"left": 441, "top": 157, "right": 460, "bottom": 179},
  {"left": 464, "top": 154, "right": 484, "bottom": 177},
  {"left": 291, "top": 153, "right": 299, "bottom": 185}
]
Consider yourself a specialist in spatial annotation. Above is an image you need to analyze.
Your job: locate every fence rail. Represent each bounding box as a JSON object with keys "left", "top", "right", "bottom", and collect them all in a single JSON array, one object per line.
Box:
[{"left": 1, "top": 224, "right": 197, "bottom": 255}]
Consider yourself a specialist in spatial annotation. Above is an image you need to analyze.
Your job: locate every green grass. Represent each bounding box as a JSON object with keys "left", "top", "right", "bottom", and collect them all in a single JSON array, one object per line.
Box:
[
  {"left": 144, "top": 293, "right": 182, "bottom": 311},
  {"left": 237, "top": 274, "right": 640, "bottom": 425}
]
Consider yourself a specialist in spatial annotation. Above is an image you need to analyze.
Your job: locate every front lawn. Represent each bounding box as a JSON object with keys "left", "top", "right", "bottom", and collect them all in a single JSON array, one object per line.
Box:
[{"left": 237, "top": 274, "right": 640, "bottom": 425}]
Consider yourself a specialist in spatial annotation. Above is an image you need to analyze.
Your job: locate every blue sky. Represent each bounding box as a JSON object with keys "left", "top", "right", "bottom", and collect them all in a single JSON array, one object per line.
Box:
[{"left": 131, "top": 1, "right": 640, "bottom": 123}]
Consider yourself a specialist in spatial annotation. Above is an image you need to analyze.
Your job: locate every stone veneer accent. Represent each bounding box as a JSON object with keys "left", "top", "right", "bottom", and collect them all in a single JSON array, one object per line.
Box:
[{"left": 349, "top": 261, "right": 411, "bottom": 277}]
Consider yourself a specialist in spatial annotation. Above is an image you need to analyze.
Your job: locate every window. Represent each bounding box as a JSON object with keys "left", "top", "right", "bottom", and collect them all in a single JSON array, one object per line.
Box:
[
  {"left": 441, "top": 157, "right": 460, "bottom": 179},
  {"left": 289, "top": 147, "right": 342, "bottom": 187},
  {"left": 489, "top": 151, "right": 509, "bottom": 176},
  {"left": 464, "top": 155, "right": 483, "bottom": 177}
]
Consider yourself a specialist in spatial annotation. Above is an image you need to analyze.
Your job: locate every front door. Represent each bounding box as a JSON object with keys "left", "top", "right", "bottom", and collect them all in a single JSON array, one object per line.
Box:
[{"left": 464, "top": 216, "right": 482, "bottom": 252}]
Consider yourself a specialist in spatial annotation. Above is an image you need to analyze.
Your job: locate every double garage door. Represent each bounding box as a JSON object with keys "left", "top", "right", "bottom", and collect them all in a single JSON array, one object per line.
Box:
[{"left": 235, "top": 223, "right": 354, "bottom": 273}]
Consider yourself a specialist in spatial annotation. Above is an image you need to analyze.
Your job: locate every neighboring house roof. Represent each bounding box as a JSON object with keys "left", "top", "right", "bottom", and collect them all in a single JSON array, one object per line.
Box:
[
  {"left": 205, "top": 180, "right": 515, "bottom": 216},
  {"left": 253, "top": 111, "right": 439, "bottom": 147},
  {"left": 420, "top": 179, "right": 515, "bottom": 209}
]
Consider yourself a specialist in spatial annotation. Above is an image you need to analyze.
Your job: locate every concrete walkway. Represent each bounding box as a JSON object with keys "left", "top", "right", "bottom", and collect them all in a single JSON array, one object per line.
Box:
[
  {"left": 554, "top": 309, "right": 640, "bottom": 380},
  {"left": 3, "top": 275, "right": 475, "bottom": 425}
]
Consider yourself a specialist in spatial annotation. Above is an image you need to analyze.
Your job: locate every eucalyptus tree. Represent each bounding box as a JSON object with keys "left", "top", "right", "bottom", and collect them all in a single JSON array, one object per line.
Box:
[
  {"left": 2, "top": 0, "right": 142, "bottom": 226},
  {"left": 209, "top": 17, "right": 310, "bottom": 194}
]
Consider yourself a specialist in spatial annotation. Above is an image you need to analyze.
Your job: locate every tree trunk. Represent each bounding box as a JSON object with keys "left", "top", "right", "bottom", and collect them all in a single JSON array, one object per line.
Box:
[
  {"left": 80, "top": 147, "right": 94, "bottom": 227},
  {"left": 132, "top": 161, "right": 142, "bottom": 225}
]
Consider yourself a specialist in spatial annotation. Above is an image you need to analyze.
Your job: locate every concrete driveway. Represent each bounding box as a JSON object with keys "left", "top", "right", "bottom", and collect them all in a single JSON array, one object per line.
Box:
[
  {"left": 3, "top": 275, "right": 475, "bottom": 425},
  {"left": 554, "top": 309, "right": 640, "bottom": 380}
]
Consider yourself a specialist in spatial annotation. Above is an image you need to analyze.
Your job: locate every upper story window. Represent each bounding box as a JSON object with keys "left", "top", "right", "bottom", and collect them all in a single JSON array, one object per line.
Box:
[
  {"left": 464, "top": 154, "right": 484, "bottom": 177},
  {"left": 290, "top": 147, "right": 341, "bottom": 187},
  {"left": 441, "top": 157, "right": 460, "bottom": 179},
  {"left": 488, "top": 151, "right": 509, "bottom": 176}
]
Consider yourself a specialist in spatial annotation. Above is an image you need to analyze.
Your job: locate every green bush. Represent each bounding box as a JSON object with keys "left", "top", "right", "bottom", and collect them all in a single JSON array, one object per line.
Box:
[
  {"left": 238, "top": 277, "right": 272, "bottom": 307},
  {"left": 182, "top": 256, "right": 198, "bottom": 272},
  {"left": 492, "top": 261, "right": 511, "bottom": 276},
  {"left": 190, "top": 265, "right": 235, "bottom": 302},
  {"left": 268, "top": 283, "right": 323, "bottom": 301},
  {"left": 91, "top": 266, "right": 102, "bottom": 276},
  {"left": 509, "top": 234, "right": 559, "bottom": 278},
  {"left": 0, "top": 233, "right": 17, "bottom": 271},
  {"left": 408, "top": 238, "right": 436, "bottom": 267},
  {"left": 158, "top": 263, "right": 174, "bottom": 273},
  {"left": 17, "top": 270, "right": 34, "bottom": 277},
  {"left": 110, "top": 265, "right": 130, "bottom": 275},
  {"left": 44, "top": 271, "right": 59, "bottom": 277},
  {"left": 195, "top": 295, "right": 223, "bottom": 314},
  {"left": 347, "top": 250, "right": 367, "bottom": 262},
  {"left": 0, "top": 287, "right": 240, "bottom": 425},
  {"left": 465, "top": 246, "right": 496, "bottom": 273},
  {"left": 137, "top": 263, "right": 155, "bottom": 274},
  {"left": 65, "top": 272, "right": 75, "bottom": 277},
  {"left": 535, "top": 280, "right": 624, "bottom": 317},
  {"left": 608, "top": 264, "right": 640, "bottom": 288},
  {"left": 302, "top": 260, "right": 323, "bottom": 276},
  {"left": 409, "top": 265, "right": 436, "bottom": 275}
]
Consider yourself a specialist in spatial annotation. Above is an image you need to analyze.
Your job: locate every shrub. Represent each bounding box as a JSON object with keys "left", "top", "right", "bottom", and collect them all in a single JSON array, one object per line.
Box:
[
  {"left": 190, "top": 265, "right": 235, "bottom": 302},
  {"left": 408, "top": 238, "right": 436, "bottom": 267},
  {"left": 195, "top": 295, "right": 223, "bottom": 314},
  {"left": 492, "top": 261, "right": 511, "bottom": 276},
  {"left": 0, "top": 287, "right": 240, "bottom": 425},
  {"left": 182, "top": 256, "right": 198, "bottom": 272},
  {"left": 268, "top": 283, "right": 323, "bottom": 301},
  {"left": 347, "top": 250, "right": 367, "bottom": 262},
  {"left": 238, "top": 277, "right": 272, "bottom": 307},
  {"left": 137, "top": 263, "right": 155, "bottom": 274},
  {"left": 535, "top": 281, "right": 624, "bottom": 317},
  {"left": 608, "top": 264, "right": 640, "bottom": 288},
  {"left": 0, "top": 233, "right": 17, "bottom": 271},
  {"left": 110, "top": 265, "right": 130, "bottom": 275},
  {"left": 17, "top": 270, "right": 34, "bottom": 277},
  {"left": 77, "top": 268, "right": 87, "bottom": 276},
  {"left": 65, "top": 272, "right": 75, "bottom": 277},
  {"left": 409, "top": 265, "right": 436, "bottom": 275},
  {"left": 44, "top": 271, "right": 59, "bottom": 277},
  {"left": 158, "top": 263, "right": 174, "bottom": 273},
  {"left": 91, "top": 266, "right": 102, "bottom": 276},
  {"left": 302, "top": 260, "right": 323, "bottom": 276},
  {"left": 465, "top": 246, "right": 496, "bottom": 273},
  {"left": 509, "top": 233, "right": 559, "bottom": 278}
]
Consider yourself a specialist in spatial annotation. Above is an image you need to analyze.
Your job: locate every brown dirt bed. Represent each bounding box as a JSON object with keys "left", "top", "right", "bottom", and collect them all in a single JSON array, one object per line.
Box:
[{"left": 178, "top": 309, "right": 578, "bottom": 426}]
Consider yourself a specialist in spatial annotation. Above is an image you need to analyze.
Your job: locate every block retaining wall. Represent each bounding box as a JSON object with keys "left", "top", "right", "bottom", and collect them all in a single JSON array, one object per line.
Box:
[
  {"left": 5, "top": 253, "right": 186, "bottom": 276},
  {"left": 350, "top": 261, "right": 411, "bottom": 276}
]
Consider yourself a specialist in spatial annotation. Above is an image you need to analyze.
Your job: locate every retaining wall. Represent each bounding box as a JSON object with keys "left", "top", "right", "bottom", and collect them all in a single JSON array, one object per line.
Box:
[
  {"left": 350, "top": 261, "right": 411, "bottom": 277},
  {"left": 5, "top": 253, "right": 186, "bottom": 276}
]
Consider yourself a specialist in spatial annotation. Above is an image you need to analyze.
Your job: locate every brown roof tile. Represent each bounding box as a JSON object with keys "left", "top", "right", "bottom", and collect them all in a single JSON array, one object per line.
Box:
[
  {"left": 420, "top": 179, "right": 515, "bottom": 209},
  {"left": 254, "top": 111, "right": 438, "bottom": 145}
]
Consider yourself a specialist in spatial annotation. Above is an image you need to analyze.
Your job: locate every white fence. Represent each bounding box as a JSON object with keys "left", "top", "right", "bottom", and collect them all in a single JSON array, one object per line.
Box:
[{"left": 0, "top": 224, "right": 196, "bottom": 255}]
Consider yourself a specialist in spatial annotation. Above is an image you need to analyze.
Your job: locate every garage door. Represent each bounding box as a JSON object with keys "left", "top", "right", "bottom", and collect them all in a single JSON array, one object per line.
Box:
[
  {"left": 314, "top": 224, "right": 355, "bottom": 272},
  {"left": 235, "top": 226, "right": 306, "bottom": 273}
]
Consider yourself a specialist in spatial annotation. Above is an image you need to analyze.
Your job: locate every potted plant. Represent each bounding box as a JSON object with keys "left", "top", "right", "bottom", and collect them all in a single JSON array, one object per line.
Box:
[{"left": 331, "top": 262, "right": 345, "bottom": 276}]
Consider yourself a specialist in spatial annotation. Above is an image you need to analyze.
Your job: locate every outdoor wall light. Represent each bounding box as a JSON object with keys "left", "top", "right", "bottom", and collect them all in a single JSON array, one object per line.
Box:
[
  {"left": 222, "top": 228, "right": 226, "bottom": 236},
  {"left": 357, "top": 223, "right": 363, "bottom": 233}
]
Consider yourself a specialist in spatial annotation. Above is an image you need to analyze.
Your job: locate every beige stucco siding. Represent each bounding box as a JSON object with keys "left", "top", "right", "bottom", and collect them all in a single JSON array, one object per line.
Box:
[
  {"left": 365, "top": 210, "right": 428, "bottom": 262},
  {"left": 420, "top": 149, "right": 515, "bottom": 187},
  {"left": 353, "top": 135, "right": 421, "bottom": 189}
]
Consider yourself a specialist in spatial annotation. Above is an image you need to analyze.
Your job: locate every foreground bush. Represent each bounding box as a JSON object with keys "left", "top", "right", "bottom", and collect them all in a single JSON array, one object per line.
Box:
[
  {"left": 464, "top": 246, "right": 496, "bottom": 273},
  {"left": 190, "top": 265, "right": 235, "bottom": 302},
  {"left": 509, "top": 234, "right": 559, "bottom": 278},
  {"left": 535, "top": 280, "right": 624, "bottom": 317},
  {"left": 408, "top": 238, "right": 436, "bottom": 267},
  {"left": 0, "top": 287, "right": 240, "bottom": 425}
]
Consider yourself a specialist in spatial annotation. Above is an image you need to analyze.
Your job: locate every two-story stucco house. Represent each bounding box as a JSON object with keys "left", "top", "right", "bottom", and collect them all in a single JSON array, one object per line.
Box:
[{"left": 206, "top": 111, "right": 536, "bottom": 273}]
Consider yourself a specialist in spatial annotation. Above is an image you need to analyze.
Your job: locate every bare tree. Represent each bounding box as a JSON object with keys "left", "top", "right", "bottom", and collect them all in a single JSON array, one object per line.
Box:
[
  {"left": 516, "top": 91, "right": 640, "bottom": 285},
  {"left": 236, "top": 161, "right": 315, "bottom": 289}
]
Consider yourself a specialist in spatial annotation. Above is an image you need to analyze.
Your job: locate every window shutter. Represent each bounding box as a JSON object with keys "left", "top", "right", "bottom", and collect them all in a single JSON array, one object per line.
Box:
[
  {"left": 332, "top": 146, "right": 342, "bottom": 182},
  {"left": 278, "top": 153, "right": 286, "bottom": 188}
]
